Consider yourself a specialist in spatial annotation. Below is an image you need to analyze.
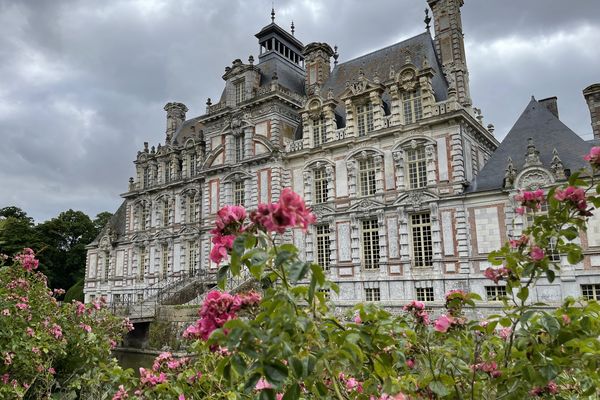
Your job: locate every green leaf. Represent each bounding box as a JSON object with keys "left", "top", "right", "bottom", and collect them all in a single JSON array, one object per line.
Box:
[
  {"left": 540, "top": 314, "right": 560, "bottom": 336},
  {"left": 428, "top": 381, "right": 450, "bottom": 396},
  {"left": 217, "top": 264, "right": 229, "bottom": 290},
  {"left": 567, "top": 248, "right": 583, "bottom": 264},
  {"left": 561, "top": 227, "right": 579, "bottom": 241},
  {"left": 310, "top": 263, "right": 325, "bottom": 285},
  {"left": 288, "top": 261, "right": 310, "bottom": 283},
  {"left": 545, "top": 268, "right": 556, "bottom": 283},
  {"left": 517, "top": 287, "right": 529, "bottom": 302},
  {"left": 263, "top": 361, "right": 288, "bottom": 384},
  {"left": 290, "top": 357, "right": 304, "bottom": 378},
  {"left": 282, "top": 383, "right": 301, "bottom": 400}
]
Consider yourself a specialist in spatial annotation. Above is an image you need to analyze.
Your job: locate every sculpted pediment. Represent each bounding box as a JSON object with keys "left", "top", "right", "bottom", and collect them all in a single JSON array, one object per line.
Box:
[
  {"left": 347, "top": 199, "right": 385, "bottom": 212},
  {"left": 311, "top": 205, "right": 335, "bottom": 219},
  {"left": 394, "top": 190, "right": 438, "bottom": 210}
]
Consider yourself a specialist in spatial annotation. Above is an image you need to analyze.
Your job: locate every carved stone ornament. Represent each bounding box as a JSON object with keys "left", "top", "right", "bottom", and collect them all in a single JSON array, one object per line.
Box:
[
  {"left": 523, "top": 138, "right": 542, "bottom": 168},
  {"left": 410, "top": 139, "right": 418, "bottom": 150},
  {"left": 392, "top": 149, "right": 404, "bottom": 162},
  {"left": 515, "top": 168, "right": 554, "bottom": 191},
  {"left": 311, "top": 205, "right": 334, "bottom": 219},
  {"left": 348, "top": 199, "right": 384, "bottom": 212},
  {"left": 503, "top": 157, "right": 517, "bottom": 189},
  {"left": 550, "top": 148, "right": 566, "bottom": 180}
]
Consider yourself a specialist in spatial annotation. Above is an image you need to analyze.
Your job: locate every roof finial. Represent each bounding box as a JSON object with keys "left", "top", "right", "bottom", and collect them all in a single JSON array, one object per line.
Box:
[
  {"left": 333, "top": 45, "right": 339, "bottom": 66},
  {"left": 424, "top": 9, "right": 431, "bottom": 31},
  {"left": 271, "top": 4, "right": 275, "bottom": 23},
  {"left": 291, "top": 20, "right": 295, "bottom": 35}
]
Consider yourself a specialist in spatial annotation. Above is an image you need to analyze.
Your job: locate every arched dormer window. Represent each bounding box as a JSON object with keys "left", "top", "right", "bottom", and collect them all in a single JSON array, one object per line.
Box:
[
  {"left": 143, "top": 167, "right": 150, "bottom": 188},
  {"left": 403, "top": 89, "right": 423, "bottom": 124},
  {"left": 188, "top": 152, "right": 197, "bottom": 177},
  {"left": 135, "top": 201, "right": 149, "bottom": 231},
  {"left": 356, "top": 102, "right": 374, "bottom": 136},
  {"left": 392, "top": 139, "right": 436, "bottom": 191},
  {"left": 164, "top": 160, "right": 171, "bottom": 183},
  {"left": 303, "top": 160, "right": 335, "bottom": 206},
  {"left": 312, "top": 116, "right": 326, "bottom": 147},
  {"left": 346, "top": 149, "right": 384, "bottom": 198}
]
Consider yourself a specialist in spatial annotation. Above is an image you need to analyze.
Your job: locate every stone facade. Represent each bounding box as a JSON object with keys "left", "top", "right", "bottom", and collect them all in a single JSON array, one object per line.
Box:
[{"left": 85, "top": 0, "right": 600, "bottom": 313}]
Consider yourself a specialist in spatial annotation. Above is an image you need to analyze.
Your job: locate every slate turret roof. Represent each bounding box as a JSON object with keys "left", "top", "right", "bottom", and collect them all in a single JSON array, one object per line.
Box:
[{"left": 469, "top": 97, "right": 593, "bottom": 192}]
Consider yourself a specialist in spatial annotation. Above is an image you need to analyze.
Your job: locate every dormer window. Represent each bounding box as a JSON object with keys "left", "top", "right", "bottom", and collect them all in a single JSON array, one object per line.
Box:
[
  {"left": 403, "top": 89, "right": 423, "bottom": 124},
  {"left": 234, "top": 134, "right": 245, "bottom": 162},
  {"left": 356, "top": 103, "right": 374, "bottom": 136},
  {"left": 189, "top": 153, "right": 197, "bottom": 177},
  {"left": 235, "top": 80, "right": 246, "bottom": 105},
  {"left": 312, "top": 116, "right": 326, "bottom": 147},
  {"left": 143, "top": 167, "right": 150, "bottom": 188},
  {"left": 164, "top": 161, "right": 171, "bottom": 183}
]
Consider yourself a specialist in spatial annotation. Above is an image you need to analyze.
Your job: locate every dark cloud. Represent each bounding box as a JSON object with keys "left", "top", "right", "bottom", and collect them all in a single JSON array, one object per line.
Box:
[{"left": 0, "top": 0, "right": 598, "bottom": 222}]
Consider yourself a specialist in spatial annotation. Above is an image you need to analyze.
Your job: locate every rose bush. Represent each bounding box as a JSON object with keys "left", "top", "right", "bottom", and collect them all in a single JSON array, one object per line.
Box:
[
  {"left": 0, "top": 248, "right": 132, "bottom": 399},
  {"left": 111, "top": 152, "right": 600, "bottom": 399}
]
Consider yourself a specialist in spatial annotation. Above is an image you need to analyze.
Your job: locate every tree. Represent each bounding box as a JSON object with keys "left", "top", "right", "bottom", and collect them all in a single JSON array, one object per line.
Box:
[
  {"left": 35, "top": 210, "right": 98, "bottom": 291},
  {"left": 93, "top": 211, "right": 113, "bottom": 233},
  {"left": 0, "top": 206, "right": 38, "bottom": 257}
]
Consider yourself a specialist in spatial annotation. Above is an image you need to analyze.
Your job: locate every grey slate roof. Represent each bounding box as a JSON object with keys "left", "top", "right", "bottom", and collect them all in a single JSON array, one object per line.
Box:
[
  {"left": 323, "top": 31, "right": 448, "bottom": 121},
  {"left": 468, "top": 97, "right": 593, "bottom": 192},
  {"left": 256, "top": 53, "right": 306, "bottom": 95},
  {"left": 88, "top": 200, "right": 127, "bottom": 246}
]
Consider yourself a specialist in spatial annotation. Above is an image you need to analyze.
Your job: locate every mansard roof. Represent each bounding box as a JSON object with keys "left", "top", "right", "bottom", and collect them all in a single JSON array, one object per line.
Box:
[
  {"left": 469, "top": 98, "right": 593, "bottom": 192},
  {"left": 323, "top": 32, "right": 448, "bottom": 118},
  {"left": 255, "top": 53, "right": 306, "bottom": 95},
  {"left": 88, "top": 201, "right": 127, "bottom": 247}
]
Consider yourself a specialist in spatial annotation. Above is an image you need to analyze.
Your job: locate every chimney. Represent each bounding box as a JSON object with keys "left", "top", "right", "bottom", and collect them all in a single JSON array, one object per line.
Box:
[
  {"left": 302, "top": 42, "right": 334, "bottom": 91},
  {"left": 538, "top": 97, "right": 559, "bottom": 119},
  {"left": 583, "top": 84, "right": 600, "bottom": 139},
  {"left": 164, "top": 102, "right": 188, "bottom": 143}
]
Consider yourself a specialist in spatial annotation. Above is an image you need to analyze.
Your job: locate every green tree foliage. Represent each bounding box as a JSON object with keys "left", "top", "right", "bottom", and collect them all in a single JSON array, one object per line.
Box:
[{"left": 0, "top": 206, "right": 112, "bottom": 290}]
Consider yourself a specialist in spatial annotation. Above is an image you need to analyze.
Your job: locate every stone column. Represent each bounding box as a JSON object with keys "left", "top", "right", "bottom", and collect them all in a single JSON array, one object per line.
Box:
[
  {"left": 374, "top": 154, "right": 384, "bottom": 194},
  {"left": 325, "top": 165, "right": 335, "bottom": 202},
  {"left": 393, "top": 149, "right": 405, "bottom": 191},
  {"left": 425, "top": 144, "right": 437, "bottom": 188}
]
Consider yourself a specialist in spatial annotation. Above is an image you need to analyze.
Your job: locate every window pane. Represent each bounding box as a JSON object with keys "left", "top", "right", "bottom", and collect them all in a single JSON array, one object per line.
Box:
[
  {"left": 411, "top": 213, "right": 433, "bottom": 267},
  {"left": 313, "top": 169, "right": 327, "bottom": 204},
  {"left": 362, "top": 219, "right": 380, "bottom": 270}
]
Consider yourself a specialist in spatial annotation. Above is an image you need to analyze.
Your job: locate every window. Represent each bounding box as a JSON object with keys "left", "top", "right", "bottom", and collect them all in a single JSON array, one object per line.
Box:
[
  {"left": 358, "top": 158, "right": 377, "bottom": 196},
  {"left": 187, "top": 196, "right": 198, "bottom": 223},
  {"left": 356, "top": 103, "right": 374, "bottom": 136},
  {"left": 162, "top": 199, "right": 171, "bottom": 226},
  {"left": 548, "top": 238, "right": 561, "bottom": 262},
  {"left": 365, "top": 288, "right": 381, "bottom": 302},
  {"left": 485, "top": 286, "right": 507, "bottom": 301},
  {"left": 188, "top": 241, "right": 198, "bottom": 274},
  {"left": 138, "top": 247, "right": 146, "bottom": 281},
  {"left": 137, "top": 294, "right": 144, "bottom": 303},
  {"left": 189, "top": 153, "right": 197, "bottom": 177},
  {"left": 313, "top": 117, "right": 326, "bottom": 146},
  {"left": 113, "top": 294, "right": 121, "bottom": 304},
  {"left": 411, "top": 213, "right": 433, "bottom": 267},
  {"left": 403, "top": 89, "right": 423, "bottom": 124},
  {"left": 407, "top": 147, "right": 427, "bottom": 189},
  {"left": 361, "top": 219, "right": 380, "bottom": 270},
  {"left": 318, "top": 288, "right": 331, "bottom": 300},
  {"left": 315, "top": 225, "right": 331, "bottom": 271},
  {"left": 103, "top": 252, "right": 110, "bottom": 281},
  {"left": 581, "top": 284, "right": 600, "bottom": 300},
  {"left": 141, "top": 204, "right": 148, "bottom": 230},
  {"left": 161, "top": 244, "right": 169, "bottom": 278},
  {"left": 164, "top": 161, "right": 171, "bottom": 183},
  {"left": 313, "top": 168, "right": 327, "bottom": 204},
  {"left": 235, "top": 80, "right": 246, "bottom": 105},
  {"left": 416, "top": 287, "right": 434, "bottom": 302},
  {"left": 234, "top": 134, "right": 245, "bottom": 162},
  {"left": 143, "top": 167, "right": 150, "bottom": 188},
  {"left": 234, "top": 181, "right": 245, "bottom": 206}
]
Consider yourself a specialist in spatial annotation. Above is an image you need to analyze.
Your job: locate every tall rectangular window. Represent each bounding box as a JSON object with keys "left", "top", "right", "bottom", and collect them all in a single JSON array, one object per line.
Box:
[
  {"left": 315, "top": 225, "right": 331, "bottom": 271},
  {"left": 235, "top": 80, "right": 246, "bottom": 105},
  {"left": 141, "top": 205, "right": 148, "bottom": 230},
  {"left": 187, "top": 196, "right": 197, "bottom": 223},
  {"left": 407, "top": 147, "right": 427, "bottom": 189},
  {"left": 411, "top": 213, "right": 433, "bottom": 267},
  {"left": 164, "top": 162, "right": 171, "bottom": 183},
  {"left": 188, "top": 241, "right": 198, "bottom": 274},
  {"left": 582, "top": 284, "right": 600, "bottom": 300},
  {"left": 485, "top": 286, "right": 507, "bottom": 301},
  {"left": 356, "top": 103, "right": 374, "bottom": 136},
  {"left": 403, "top": 89, "right": 423, "bottom": 124},
  {"left": 234, "top": 181, "right": 245, "bottom": 206},
  {"left": 189, "top": 153, "right": 197, "bottom": 177},
  {"left": 416, "top": 287, "right": 434, "bottom": 302},
  {"left": 313, "top": 117, "right": 326, "bottom": 146},
  {"left": 161, "top": 244, "right": 169, "bottom": 278},
  {"left": 361, "top": 219, "right": 380, "bottom": 270},
  {"left": 163, "top": 200, "right": 171, "bottom": 227},
  {"left": 138, "top": 247, "right": 146, "bottom": 281},
  {"left": 103, "top": 252, "right": 110, "bottom": 281},
  {"left": 143, "top": 167, "right": 150, "bottom": 188},
  {"left": 234, "top": 134, "right": 245, "bottom": 162},
  {"left": 365, "top": 287, "right": 381, "bottom": 302},
  {"left": 358, "top": 158, "right": 377, "bottom": 196},
  {"left": 313, "top": 168, "right": 327, "bottom": 204}
]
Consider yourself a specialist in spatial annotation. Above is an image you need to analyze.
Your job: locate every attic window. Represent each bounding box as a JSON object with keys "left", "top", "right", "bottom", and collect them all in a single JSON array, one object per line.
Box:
[
  {"left": 356, "top": 103, "right": 374, "bottom": 136},
  {"left": 235, "top": 80, "right": 246, "bottom": 105},
  {"left": 403, "top": 89, "right": 423, "bottom": 124}
]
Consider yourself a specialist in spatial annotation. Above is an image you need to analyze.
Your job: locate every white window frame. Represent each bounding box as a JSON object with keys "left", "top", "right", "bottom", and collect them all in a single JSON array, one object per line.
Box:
[
  {"left": 315, "top": 224, "right": 331, "bottom": 271},
  {"left": 235, "top": 79, "right": 246, "bottom": 105},
  {"left": 365, "top": 287, "right": 381, "bottom": 302},
  {"left": 234, "top": 134, "right": 245, "bottom": 162},
  {"left": 189, "top": 153, "right": 197, "bottom": 177},
  {"left": 406, "top": 146, "right": 427, "bottom": 189},
  {"left": 356, "top": 102, "right": 374, "bottom": 136},
  {"left": 313, "top": 116, "right": 326, "bottom": 146},
  {"left": 361, "top": 219, "right": 380, "bottom": 270},
  {"left": 358, "top": 158, "right": 377, "bottom": 196},
  {"left": 416, "top": 287, "right": 434, "bottom": 302},
  {"left": 411, "top": 213, "right": 433, "bottom": 268},
  {"left": 403, "top": 89, "right": 423, "bottom": 124},
  {"left": 313, "top": 168, "right": 327, "bottom": 204},
  {"left": 187, "top": 195, "right": 198, "bottom": 223},
  {"left": 162, "top": 199, "right": 171, "bottom": 227},
  {"left": 187, "top": 241, "right": 198, "bottom": 275},
  {"left": 485, "top": 285, "right": 507, "bottom": 301},
  {"left": 582, "top": 284, "right": 600, "bottom": 300},
  {"left": 161, "top": 243, "right": 169, "bottom": 279}
]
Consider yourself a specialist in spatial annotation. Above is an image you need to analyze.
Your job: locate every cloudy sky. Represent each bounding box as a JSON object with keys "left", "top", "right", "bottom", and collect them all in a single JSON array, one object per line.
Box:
[{"left": 1, "top": 0, "right": 599, "bottom": 223}]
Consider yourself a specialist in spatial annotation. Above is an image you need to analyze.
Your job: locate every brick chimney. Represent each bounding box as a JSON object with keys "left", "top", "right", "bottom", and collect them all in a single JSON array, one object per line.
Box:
[
  {"left": 302, "top": 42, "right": 334, "bottom": 91},
  {"left": 164, "top": 102, "right": 188, "bottom": 143},
  {"left": 584, "top": 84, "right": 600, "bottom": 139},
  {"left": 539, "top": 97, "right": 559, "bottom": 119}
]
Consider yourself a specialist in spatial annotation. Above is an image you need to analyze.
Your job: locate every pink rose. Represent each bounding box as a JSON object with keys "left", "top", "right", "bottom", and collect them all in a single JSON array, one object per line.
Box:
[
  {"left": 530, "top": 246, "right": 545, "bottom": 262},
  {"left": 255, "top": 377, "right": 272, "bottom": 390},
  {"left": 434, "top": 314, "right": 453, "bottom": 333},
  {"left": 584, "top": 146, "right": 600, "bottom": 166}
]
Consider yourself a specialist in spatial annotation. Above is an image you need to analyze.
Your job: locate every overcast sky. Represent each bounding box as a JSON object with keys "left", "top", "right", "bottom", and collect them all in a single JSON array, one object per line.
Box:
[{"left": 0, "top": 0, "right": 599, "bottom": 223}]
